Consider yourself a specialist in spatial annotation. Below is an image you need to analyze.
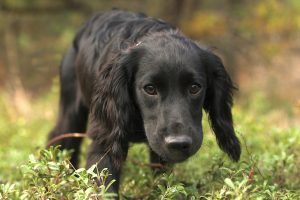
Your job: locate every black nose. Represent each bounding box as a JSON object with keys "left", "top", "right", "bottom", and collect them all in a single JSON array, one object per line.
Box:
[{"left": 165, "top": 136, "right": 192, "bottom": 152}]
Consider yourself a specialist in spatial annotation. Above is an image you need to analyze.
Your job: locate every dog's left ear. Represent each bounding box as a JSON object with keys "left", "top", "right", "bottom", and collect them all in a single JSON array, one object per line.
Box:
[{"left": 203, "top": 51, "right": 241, "bottom": 161}]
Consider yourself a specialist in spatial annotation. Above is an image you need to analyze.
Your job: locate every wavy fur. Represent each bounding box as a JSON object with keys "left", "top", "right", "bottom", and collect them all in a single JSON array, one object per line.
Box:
[{"left": 48, "top": 10, "right": 241, "bottom": 196}]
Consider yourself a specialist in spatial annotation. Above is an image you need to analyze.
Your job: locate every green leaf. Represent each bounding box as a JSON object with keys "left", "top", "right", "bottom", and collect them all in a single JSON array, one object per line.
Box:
[{"left": 224, "top": 178, "right": 236, "bottom": 190}]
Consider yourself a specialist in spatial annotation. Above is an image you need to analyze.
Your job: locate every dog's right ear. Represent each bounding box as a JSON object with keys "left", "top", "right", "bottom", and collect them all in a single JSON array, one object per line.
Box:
[
  {"left": 88, "top": 46, "right": 144, "bottom": 165},
  {"left": 203, "top": 51, "right": 241, "bottom": 161}
]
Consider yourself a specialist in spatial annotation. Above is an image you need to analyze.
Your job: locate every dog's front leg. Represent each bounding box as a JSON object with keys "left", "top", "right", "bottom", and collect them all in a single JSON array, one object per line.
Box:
[{"left": 86, "top": 140, "right": 128, "bottom": 199}]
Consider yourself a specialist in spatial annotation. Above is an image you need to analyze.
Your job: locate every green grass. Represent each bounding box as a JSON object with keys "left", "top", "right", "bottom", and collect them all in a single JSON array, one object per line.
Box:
[{"left": 0, "top": 88, "right": 299, "bottom": 199}]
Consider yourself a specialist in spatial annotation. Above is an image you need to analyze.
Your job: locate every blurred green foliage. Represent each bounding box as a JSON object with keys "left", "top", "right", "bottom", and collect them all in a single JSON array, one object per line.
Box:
[
  {"left": 1, "top": 0, "right": 300, "bottom": 95},
  {"left": 0, "top": 88, "right": 300, "bottom": 199}
]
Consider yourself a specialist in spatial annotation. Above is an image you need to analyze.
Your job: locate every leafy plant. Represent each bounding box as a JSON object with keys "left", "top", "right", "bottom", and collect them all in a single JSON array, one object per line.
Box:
[
  {"left": 0, "top": 146, "right": 116, "bottom": 200},
  {"left": 1, "top": 92, "right": 300, "bottom": 199}
]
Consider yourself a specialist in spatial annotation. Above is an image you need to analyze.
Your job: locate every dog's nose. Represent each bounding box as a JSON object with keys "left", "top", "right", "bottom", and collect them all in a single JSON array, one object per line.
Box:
[{"left": 165, "top": 136, "right": 192, "bottom": 152}]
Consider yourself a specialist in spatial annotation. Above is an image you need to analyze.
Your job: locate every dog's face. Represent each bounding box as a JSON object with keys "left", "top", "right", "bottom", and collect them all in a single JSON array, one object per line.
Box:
[
  {"left": 133, "top": 35, "right": 207, "bottom": 162},
  {"left": 101, "top": 33, "right": 240, "bottom": 164}
]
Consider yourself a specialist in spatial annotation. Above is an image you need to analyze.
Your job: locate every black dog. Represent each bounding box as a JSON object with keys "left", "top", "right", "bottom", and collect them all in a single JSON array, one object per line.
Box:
[{"left": 48, "top": 10, "right": 240, "bottom": 194}]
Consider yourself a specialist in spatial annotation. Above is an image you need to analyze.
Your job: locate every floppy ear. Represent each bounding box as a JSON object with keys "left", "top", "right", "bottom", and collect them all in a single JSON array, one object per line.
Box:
[
  {"left": 203, "top": 51, "right": 241, "bottom": 161},
  {"left": 88, "top": 48, "right": 143, "bottom": 166}
]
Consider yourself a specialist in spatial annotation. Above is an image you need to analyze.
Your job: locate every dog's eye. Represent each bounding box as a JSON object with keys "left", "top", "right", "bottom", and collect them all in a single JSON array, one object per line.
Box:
[
  {"left": 144, "top": 84, "right": 157, "bottom": 95},
  {"left": 189, "top": 84, "right": 202, "bottom": 95}
]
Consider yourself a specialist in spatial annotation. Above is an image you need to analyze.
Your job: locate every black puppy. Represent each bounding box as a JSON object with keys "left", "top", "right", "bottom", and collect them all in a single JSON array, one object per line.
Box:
[{"left": 48, "top": 10, "right": 240, "bottom": 194}]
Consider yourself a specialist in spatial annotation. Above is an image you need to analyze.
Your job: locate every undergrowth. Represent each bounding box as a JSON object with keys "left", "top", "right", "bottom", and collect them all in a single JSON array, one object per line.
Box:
[
  {"left": 0, "top": 146, "right": 116, "bottom": 200},
  {"left": 0, "top": 90, "right": 299, "bottom": 199}
]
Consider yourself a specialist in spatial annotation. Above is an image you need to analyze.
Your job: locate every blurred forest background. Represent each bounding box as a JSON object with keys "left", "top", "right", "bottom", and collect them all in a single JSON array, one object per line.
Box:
[{"left": 0, "top": 0, "right": 300, "bottom": 120}]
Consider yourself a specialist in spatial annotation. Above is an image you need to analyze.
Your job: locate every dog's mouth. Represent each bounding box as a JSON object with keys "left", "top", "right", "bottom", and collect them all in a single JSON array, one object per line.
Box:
[{"left": 162, "top": 149, "right": 192, "bottom": 163}]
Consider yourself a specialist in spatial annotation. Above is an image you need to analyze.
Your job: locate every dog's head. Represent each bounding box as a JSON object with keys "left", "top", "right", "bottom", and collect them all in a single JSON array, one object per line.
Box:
[{"left": 92, "top": 32, "right": 240, "bottom": 163}]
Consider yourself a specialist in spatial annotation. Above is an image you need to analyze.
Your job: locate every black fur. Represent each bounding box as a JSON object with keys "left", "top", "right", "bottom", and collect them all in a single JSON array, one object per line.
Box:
[{"left": 48, "top": 10, "right": 241, "bottom": 196}]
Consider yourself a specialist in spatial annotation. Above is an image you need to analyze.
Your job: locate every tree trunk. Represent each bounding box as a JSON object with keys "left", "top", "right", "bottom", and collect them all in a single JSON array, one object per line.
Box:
[{"left": 4, "top": 14, "right": 31, "bottom": 117}]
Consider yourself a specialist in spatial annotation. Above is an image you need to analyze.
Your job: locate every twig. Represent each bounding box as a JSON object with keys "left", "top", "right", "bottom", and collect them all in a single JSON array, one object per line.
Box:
[
  {"left": 128, "top": 158, "right": 165, "bottom": 169},
  {"left": 46, "top": 133, "right": 86, "bottom": 148},
  {"left": 239, "top": 132, "right": 265, "bottom": 179},
  {"left": 47, "top": 132, "right": 165, "bottom": 170}
]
